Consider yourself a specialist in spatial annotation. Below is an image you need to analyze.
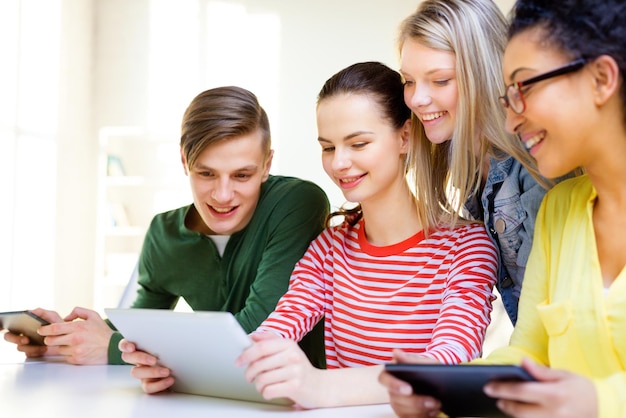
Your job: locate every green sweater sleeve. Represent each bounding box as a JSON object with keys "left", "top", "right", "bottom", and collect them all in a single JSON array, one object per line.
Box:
[{"left": 107, "top": 331, "right": 126, "bottom": 365}]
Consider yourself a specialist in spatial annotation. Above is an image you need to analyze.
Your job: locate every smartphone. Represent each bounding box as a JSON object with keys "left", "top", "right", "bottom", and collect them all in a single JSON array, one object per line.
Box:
[{"left": 0, "top": 310, "right": 50, "bottom": 346}]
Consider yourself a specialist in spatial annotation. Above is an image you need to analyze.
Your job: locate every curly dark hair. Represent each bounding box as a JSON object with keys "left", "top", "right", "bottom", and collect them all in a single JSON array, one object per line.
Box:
[{"left": 508, "top": 0, "right": 626, "bottom": 123}]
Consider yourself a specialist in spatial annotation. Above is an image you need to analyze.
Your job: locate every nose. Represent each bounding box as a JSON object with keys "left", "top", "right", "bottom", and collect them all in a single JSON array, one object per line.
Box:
[
  {"left": 212, "top": 177, "right": 234, "bottom": 203},
  {"left": 405, "top": 84, "right": 431, "bottom": 110},
  {"left": 504, "top": 107, "right": 524, "bottom": 135},
  {"left": 331, "top": 147, "right": 351, "bottom": 172}
]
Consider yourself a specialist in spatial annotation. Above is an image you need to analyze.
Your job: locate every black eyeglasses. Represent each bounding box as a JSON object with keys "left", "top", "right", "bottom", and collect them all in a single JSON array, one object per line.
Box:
[{"left": 499, "top": 58, "right": 587, "bottom": 114}]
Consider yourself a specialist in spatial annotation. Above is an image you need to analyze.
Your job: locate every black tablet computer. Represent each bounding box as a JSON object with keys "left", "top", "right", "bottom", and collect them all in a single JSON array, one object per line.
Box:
[
  {"left": 0, "top": 311, "right": 49, "bottom": 346},
  {"left": 385, "top": 363, "right": 535, "bottom": 418}
]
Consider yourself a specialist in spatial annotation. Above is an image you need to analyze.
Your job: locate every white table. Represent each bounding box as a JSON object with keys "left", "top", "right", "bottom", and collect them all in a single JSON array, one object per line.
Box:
[{"left": 0, "top": 344, "right": 396, "bottom": 418}]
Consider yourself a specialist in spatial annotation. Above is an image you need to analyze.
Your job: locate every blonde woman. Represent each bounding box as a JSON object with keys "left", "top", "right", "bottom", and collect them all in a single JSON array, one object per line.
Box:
[{"left": 397, "top": 0, "right": 557, "bottom": 324}]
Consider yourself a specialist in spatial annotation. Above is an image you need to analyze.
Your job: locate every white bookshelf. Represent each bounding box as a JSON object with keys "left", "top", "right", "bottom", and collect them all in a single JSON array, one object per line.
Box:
[{"left": 94, "top": 127, "right": 190, "bottom": 312}]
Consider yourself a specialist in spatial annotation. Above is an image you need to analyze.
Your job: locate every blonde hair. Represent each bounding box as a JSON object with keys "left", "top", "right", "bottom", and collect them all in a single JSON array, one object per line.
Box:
[{"left": 398, "top": 0, "right": 543, "bottom": 230}]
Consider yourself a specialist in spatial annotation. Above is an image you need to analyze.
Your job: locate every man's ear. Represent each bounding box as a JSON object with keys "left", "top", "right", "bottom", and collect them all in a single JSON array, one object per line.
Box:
[
  {"left": 262, "top": 149, "right": 274, "bottom": 182},
  {"left": 180, "top": 147, "right": 189, "bottom": 175},
  {"left": 589, "top": 55, "right": 620, "bottom": 106}
]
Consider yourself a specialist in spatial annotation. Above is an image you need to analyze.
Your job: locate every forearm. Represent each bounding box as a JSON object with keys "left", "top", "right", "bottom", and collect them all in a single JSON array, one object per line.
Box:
[{"left": 312, "top": 365, "right": 388, "bottom": 408}]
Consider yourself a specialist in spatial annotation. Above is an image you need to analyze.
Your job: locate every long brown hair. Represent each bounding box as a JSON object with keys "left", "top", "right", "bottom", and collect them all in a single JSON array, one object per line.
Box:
[{"left": 317, "top": 62, "right": 411, "bottom": 227}]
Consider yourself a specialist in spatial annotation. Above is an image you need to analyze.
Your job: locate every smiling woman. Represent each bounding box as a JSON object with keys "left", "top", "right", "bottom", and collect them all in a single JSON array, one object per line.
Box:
[{"left": 396, "top": 0, "right": 560, "bottom": 326}]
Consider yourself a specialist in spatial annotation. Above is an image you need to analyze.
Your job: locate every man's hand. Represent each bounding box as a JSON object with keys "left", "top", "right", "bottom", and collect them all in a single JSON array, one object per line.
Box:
[
  {"left": 37, "top": 307, "right": 114, "bottom": 365},
  {"left": 120, "top": 338, "right": 175, "bottom": 394},
  {"left": 3, "top": 308, "right": 63, "bottom": 358}
]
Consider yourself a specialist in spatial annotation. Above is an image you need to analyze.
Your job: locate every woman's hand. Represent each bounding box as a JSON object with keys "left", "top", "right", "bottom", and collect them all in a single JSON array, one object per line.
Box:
[
  {"left": 484, "top": 358, "right": 598, "bottom": 418},
  {"left": 378, "top": 349, "right": 442, "bottom": 418},
  {"left": 235, "top": 332, "right": 320, "bottom": 408},
  {"left": 119, "top": 338, "right": 175, "bottom": 394}
]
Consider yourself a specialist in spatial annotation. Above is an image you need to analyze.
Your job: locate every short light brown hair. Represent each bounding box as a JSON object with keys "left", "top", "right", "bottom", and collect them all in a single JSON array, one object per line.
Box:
[{"left": 180, "top": 86, "right": 271, "bottom": 168}]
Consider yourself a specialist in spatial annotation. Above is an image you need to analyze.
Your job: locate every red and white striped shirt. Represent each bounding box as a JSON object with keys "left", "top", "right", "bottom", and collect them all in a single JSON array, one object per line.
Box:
[{"left": 257, "top": 219, "right": 498, "bottom": 368}]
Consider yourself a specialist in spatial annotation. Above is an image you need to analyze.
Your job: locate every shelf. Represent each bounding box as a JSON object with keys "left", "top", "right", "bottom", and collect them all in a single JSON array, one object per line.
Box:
[
  {"left": 94, "top": 126, "right": 190, "bottom": 312},
  {"left": 105, "top": 176, "right": 145, "bottom": 187},
  {"left": 104, "top": 252, "right": 138, "bottom": 286},
  {"left": 105, "top": 226, "right": 145, "bottom": 236}
]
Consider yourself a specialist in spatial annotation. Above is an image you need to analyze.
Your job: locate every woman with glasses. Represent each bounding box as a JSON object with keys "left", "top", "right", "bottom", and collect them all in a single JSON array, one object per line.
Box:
[
  {"left": 380, "top": 0, "right": 626, "bottom": 416},
  {"left": 396, "top": 0, "right": 556, "bottom": 327}
]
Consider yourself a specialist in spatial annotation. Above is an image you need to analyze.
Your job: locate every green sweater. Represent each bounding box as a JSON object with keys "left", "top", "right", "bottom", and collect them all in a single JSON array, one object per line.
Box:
[{"left": 108, "top": 175, "right": 329, "bottom": 367}]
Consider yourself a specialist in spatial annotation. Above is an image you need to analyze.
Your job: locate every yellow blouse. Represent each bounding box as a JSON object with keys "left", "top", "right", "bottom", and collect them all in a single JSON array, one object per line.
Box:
[{"left": 484, "top": 175, "right": 626, "bottom": 417}]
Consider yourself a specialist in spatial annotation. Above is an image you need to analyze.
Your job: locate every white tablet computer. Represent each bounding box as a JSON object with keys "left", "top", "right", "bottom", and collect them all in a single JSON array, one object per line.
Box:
[{"left": 105, "top": 308, "right": 291, "bottom": 406}]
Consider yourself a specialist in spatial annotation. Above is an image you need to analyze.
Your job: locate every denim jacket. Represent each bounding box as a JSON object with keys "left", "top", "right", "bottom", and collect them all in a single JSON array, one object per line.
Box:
[{"left": 466, "top": 156, "right": 547, "bottom": 324}]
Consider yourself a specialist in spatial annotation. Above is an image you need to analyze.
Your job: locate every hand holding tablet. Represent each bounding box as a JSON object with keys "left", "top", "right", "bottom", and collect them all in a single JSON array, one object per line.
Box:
[{"left": 384, "top": 363, "right": 535, "bottom": 418}]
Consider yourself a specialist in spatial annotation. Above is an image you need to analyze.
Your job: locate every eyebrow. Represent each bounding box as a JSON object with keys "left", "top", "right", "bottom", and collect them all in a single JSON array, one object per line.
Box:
[
  {"left": 193, "top": 163, "right": 259, "bottom": 172},
  {"left": 509, "top": 67, "right": 533, "bottom": 81},
  {"left": 317, "top": 131, "right": 374, "bottom": 143},
  {"left": 400, "top": 67, "right": 455, "bottom": 77}
]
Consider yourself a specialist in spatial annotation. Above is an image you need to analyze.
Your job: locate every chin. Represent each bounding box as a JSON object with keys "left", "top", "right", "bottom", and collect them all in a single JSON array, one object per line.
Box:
[
  {"left": 537, "top": 163, "right": 569, "bottom": 180},
  {"left": 207, "top": 220, "right": 238, "bottom": 235},
  {"left": 424, "top": 131, "right": 452, "bottom": 145}
]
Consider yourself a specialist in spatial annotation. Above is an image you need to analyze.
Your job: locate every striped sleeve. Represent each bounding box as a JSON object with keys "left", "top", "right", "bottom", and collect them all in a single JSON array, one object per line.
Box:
[
  {"left": 255, "top": 228, "right": 334, "bottom": 340},
  {"left": 421, "top": 224, "right": 498, "bottom": 363}
]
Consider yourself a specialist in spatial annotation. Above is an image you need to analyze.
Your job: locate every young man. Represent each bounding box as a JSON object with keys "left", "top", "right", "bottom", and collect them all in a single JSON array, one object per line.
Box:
[{"left": 4, "top": 86, "right": 329, "bottom": 367}]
